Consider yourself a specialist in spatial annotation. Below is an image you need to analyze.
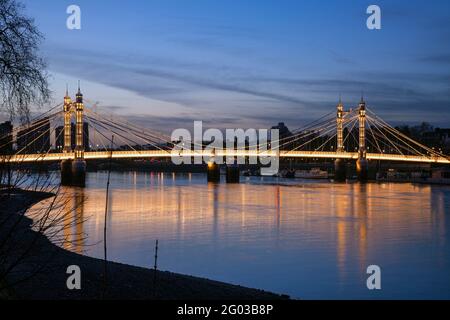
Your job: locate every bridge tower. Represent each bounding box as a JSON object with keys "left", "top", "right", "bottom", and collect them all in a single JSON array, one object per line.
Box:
[
  {"left": 356, "top": 96, "right": 368, "bottom": 181},
  {"left": 63, "top": 86, "right": 73, "bottom": 154},
  {"left": 336, "top": 97, "right": 344, "bottom": 152},
  {"left": 334, "top": 97, "right": 346, "bottom": 181},
  {"left": 61, "top": 86, "right": 73, "bottom": 185},
  {"left": 71, "top": 82, "right": 87, "bottom": 187}
]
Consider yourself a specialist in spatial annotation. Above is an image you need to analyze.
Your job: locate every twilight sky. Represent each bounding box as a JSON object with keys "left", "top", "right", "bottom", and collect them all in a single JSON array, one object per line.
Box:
[{"left": 13, "top": 0, "right": 450, "bottom": 132}]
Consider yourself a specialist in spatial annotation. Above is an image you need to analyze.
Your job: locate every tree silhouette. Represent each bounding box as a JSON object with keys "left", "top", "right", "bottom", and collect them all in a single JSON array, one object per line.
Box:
[{"left": 0, "top": 0, "right": 50, "bottom": 123}]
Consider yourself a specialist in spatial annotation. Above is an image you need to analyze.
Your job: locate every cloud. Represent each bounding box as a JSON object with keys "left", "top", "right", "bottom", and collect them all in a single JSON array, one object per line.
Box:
[
  {"left": 420, "top": 54, "right": 450, "bottom": 65},
  {"left": 45, "top": 44, "right": 450, "bottom": 130},
  {"left": 47, "top": 46, "right": 312, "bottom": 108},
  {"left": 103, "top": 105, "right": 126, "bottom": 112}
]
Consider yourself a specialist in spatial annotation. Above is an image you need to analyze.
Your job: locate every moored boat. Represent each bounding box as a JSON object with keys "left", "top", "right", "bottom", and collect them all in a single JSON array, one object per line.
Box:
[{"left": 295, "top": 168, "right": 329, "bottom": 179}]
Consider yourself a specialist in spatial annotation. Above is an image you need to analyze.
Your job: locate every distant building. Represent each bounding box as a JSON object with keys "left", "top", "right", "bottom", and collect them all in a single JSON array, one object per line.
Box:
[
  {"left": 0, "top": 121, "right": 13, "bottom": 154},
  {"left": 55, "top": 123, "right": 90, "bottom": 152},
  {"left": 55, "top": 126, "right": 64, "bottom": 151},
  {"left": 421, "top": 128, "right": 450, "bottom": 154},
  {"left": 83, "top": 122, "right": 90, "bottom": 151},
  {"left": 271, "top": 122, "right": 293, "bottom": 150},
  {"left": 17, "top": 117, "right": 50, "bottom": 154},
  {"left": 396, "top": 123, "right": 450, "bottom": 154},
  {"left": 271, "top": 122, "right": 292, "bottom": 139}
]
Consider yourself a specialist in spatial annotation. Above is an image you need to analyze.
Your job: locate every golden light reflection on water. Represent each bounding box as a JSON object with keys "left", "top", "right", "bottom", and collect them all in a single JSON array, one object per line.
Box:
[
  {"left": 28, "top": 172, "right": 449, "bottom": 298},
  {"left": 59, "top": 188, "right": 85, "bottom": 254}
]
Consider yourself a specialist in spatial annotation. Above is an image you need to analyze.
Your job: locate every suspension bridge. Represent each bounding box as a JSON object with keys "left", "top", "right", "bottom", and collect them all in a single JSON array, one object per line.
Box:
[{"left": 1, "top": 85, "right": 449, "bottom": 186}]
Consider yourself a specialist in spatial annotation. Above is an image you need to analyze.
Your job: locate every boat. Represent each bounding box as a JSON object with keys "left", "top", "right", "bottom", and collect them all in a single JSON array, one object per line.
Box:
[
  {"left": 280, "top": 169, "right": 295, "bottom": 178},
  {"left": 295, "top": 168, "right": 329, "bottom": 179},
  {"left": 415, "top": 168, "right": 450, "bottom": 185},
  {"left": 242, "top": 170, "right": 251, "bottom": 177}
]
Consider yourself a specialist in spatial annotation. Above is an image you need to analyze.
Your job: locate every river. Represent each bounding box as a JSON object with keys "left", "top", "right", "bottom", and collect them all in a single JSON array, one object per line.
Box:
[{"left": 29, "top": 171, "right": 450, "bottom": 299}]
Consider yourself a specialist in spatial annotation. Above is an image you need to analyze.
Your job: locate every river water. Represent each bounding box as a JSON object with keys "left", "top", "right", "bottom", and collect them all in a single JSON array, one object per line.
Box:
[{"left": 30, "top": 171, "right": 450, "bottom": 299}]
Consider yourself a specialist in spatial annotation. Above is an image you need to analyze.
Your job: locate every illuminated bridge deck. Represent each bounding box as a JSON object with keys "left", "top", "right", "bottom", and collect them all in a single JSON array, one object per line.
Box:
[{"left": 2, "top": 150, "right": 450, "bottom": 164}]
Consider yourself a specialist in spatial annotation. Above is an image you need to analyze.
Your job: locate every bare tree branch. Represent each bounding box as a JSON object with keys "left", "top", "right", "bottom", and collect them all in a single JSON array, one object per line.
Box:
[{"left": 0, "top": 0, "right": 50, "bottom": 123}]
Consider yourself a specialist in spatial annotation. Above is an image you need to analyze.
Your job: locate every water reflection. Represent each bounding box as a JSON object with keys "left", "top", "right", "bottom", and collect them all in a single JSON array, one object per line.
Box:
[
  {"left": 30, "top": 172, "right": 450, "bottom": 299},
  {"left": 61, "top": 187, "right": 85, "bottom": 254}
]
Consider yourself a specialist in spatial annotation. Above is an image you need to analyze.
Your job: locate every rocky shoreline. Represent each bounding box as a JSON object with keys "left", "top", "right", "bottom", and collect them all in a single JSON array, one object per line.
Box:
[{"left": 0, "top": 189, "right": 288, "bottom": 300}]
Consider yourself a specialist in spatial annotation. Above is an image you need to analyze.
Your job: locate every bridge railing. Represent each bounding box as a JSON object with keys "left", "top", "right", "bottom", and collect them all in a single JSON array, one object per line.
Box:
[{"left": 1, "top": 150, "right": 449, "bottom": 164}]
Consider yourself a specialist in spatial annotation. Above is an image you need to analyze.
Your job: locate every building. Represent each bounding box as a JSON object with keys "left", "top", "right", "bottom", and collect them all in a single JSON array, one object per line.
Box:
[
  {"left": 17, "top": 117, "right": 50, "bottom": 154},
  {"left": 271, "top": 122, "right": 293, "bottom": 150},
  {"left": 55, "top": 126, "right": 64, "bottom": 151},
  {"left": 55, "top": 123, "right": 90, "bottom": 152},
  {"left": 421, "top": 128, "right": 450, "bottom": 154},
  {"left": 271, "top": 122, "right": 292, "bottom": 140},
  {"left": 83, "top": 122, "right": 90, "bottom": 151},
  {"left": 0, "top": 121, "right": 13, "bottom": 154}
]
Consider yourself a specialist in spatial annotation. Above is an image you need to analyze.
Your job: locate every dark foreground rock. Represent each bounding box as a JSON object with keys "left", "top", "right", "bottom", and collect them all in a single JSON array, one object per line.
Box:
[{"left": 0, "top": 189, "right": 288, "bottom": 300}]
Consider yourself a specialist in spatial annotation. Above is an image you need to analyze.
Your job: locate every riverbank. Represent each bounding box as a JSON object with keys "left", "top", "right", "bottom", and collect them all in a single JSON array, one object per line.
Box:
[{"left": 0, "top": 189, "right": 288, "bottom": 300}]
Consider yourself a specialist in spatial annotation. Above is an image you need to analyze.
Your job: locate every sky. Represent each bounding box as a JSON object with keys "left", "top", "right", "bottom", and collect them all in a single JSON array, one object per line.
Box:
[{"left": 10, "top": 0, "right": 450, "bottom": 132}]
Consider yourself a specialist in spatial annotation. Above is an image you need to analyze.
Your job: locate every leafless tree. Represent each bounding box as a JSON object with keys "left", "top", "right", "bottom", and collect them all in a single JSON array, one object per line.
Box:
[
  {"left": 0, "top": 0, "right": 50, "bottom": 123},
  {"left": 0, "top": 164, "right": 88, "bottom": 298},
  {"left": 0, "top": 1, "right": 94, "bottom": 299}
]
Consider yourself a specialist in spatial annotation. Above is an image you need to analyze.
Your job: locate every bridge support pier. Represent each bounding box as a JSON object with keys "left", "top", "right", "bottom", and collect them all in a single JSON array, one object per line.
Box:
[
  {"left": 334, "top": 159, "right": 346, "bottom": 182},
  {"left": 356, "top": 158, "right": 368, "bottom": 182},
  {"left": 226, "top": 165, "right": 240, "bottom": 183},
  {"left": 71, "top": 159, "right": 87, "bottom": 187},
  {"left": 207, "top": 162, "right": 220, "bottom": 183},
  {"left": 61, "top": 160, "right": 73, "bottom": 186}
]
